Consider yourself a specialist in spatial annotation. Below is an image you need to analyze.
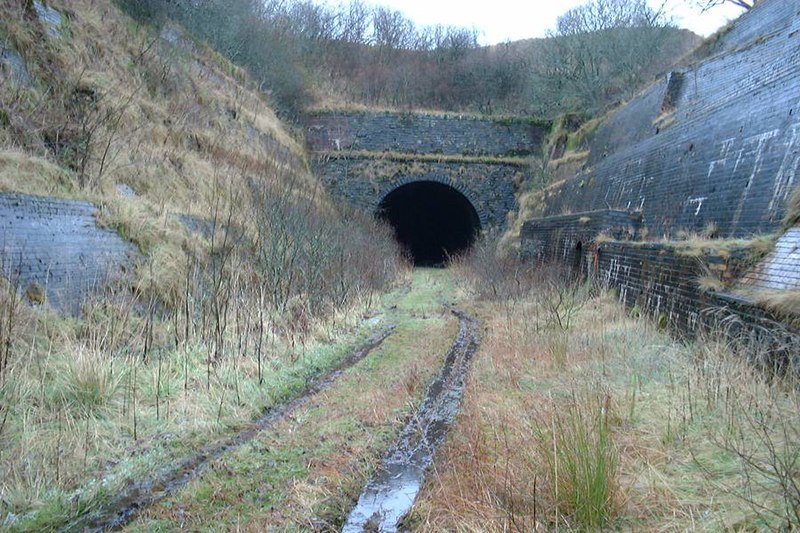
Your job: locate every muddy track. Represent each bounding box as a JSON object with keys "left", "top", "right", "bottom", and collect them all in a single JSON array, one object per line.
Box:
[
  {"left": 342, "top": 308, "right": 480, "bottom": 532},
  {"left": 59, "top": 326, "right": 396, "bottom": 533}
]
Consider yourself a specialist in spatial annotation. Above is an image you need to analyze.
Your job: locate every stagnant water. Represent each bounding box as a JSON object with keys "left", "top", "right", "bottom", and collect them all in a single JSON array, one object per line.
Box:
[{"left": 342, "top": 308, "right": 480, "bottom": 532}]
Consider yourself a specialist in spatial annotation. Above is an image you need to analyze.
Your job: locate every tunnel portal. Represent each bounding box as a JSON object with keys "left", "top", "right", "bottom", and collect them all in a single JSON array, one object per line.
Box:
[{"left": 377, "top": 181, "right": 481, "bottom": 266}]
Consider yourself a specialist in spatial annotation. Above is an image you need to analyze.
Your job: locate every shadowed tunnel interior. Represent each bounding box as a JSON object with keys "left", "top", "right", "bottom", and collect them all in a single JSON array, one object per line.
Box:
[{"left": 377, "top": 181, "right": 481, "bottom": 266}]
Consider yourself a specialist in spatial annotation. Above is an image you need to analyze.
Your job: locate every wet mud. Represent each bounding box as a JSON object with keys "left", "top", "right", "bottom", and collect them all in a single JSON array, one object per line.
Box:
[
  {"left": 59, "top": 326, "right": 396, "bottom": 533},
  {"left": 342, "top": 308, "right": 480, "bottom": 532}
]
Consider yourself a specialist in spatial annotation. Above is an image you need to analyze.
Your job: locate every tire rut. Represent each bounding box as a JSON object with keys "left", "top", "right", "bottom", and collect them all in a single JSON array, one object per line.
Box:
[
  {"left": 342, "top": 307, "right": 480, "bottom": 532},
  {"left": 59, "top": 325, "right": 397, "bottom": 533}
]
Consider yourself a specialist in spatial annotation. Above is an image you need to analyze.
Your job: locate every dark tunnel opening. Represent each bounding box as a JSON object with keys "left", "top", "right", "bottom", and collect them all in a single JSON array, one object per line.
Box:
[{"left": 377, "top": 181, "right": 481, "bottom": 266}]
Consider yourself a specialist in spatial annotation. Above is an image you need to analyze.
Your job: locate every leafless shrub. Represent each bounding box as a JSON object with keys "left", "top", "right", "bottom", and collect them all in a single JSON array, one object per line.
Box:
[
  {"left": 541, "top": 274, "right": 589, "bottom": 332},
  {"left": 248, "top": 170, "right": 402, "bottom": 326},
  {"left": 0, "top": 274, "right": 22, "bottom": 442},
  {"left": 454, "top": 233, "right": 591, "bottom": 331},
  {"left": 450, "top": 232, "right": 536, "bottom": 301},
  {"left": 688, "top": 336, "right": 800, "bottom": 531}
]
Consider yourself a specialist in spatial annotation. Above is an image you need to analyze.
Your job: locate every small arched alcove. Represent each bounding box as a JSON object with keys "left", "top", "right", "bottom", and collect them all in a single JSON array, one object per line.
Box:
[
  {"left": 377, "top": 181, "right": 481, "bottom": 266},
  {"left": 573, "top": 241, "right": 585, "bottom": 279}
]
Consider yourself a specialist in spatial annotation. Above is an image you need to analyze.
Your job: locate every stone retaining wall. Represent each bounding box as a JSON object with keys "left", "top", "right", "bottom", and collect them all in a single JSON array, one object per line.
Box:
[
  {"left": 0, "top": 193, "right": 138, "bottom": 314},
  {"left": 304, "top": 111, "right": 549, "bottom": 157},
  {"left": 538, "top": 0, "right": 800, "bottom": 238}
]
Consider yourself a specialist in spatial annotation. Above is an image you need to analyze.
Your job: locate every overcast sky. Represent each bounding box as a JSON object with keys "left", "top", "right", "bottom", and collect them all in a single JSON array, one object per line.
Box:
[{"left": 320, "top": 0, "right": 746, "bottom": 45}]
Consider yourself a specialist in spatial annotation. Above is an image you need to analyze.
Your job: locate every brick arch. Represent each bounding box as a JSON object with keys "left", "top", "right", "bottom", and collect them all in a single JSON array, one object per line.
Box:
[{"left": 375, "top": 174, "right": 488, "bottom": 229}]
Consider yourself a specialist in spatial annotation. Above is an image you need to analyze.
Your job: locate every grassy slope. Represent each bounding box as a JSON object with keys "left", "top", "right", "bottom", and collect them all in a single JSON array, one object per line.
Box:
[{"left": 0, "top": 0, "right": 311, "bottom": 256}]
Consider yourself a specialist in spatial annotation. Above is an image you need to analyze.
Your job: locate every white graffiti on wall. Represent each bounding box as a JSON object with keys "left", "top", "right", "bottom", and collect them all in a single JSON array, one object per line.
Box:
[
  {"left": 768, "top": 122, "right": 800, "bottom": 214},
  {"left": 687, "top": 196, "right": 707, "bottom": 216},
  {"left": 702, "top": 128, "right": 782, "bottom": 229}
]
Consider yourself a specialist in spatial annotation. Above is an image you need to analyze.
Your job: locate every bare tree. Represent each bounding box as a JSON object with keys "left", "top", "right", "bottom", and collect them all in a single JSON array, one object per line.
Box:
[
  {"left": 693, "top": 0, "right": 760, "bottom": 12},
  {"left": 530, "top": 0, "right": 678, "bottom": 114}
]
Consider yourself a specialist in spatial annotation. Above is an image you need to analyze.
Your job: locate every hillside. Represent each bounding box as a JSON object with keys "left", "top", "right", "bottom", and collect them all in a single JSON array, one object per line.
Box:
[
  {"left": 1, "top": 0, "right": 307, "bottom": 238},
  {"left": 307, "top": 23, "right": 700, "bottom": 117},
  {"left": 119, "top": 0, "right": 701, "bottom": 118},
  {"left": 0, "top": 1, "right": 403, "bottom": 529}
]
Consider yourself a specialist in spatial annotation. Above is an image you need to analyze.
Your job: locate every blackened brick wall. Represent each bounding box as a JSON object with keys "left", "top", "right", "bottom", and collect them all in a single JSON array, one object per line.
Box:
[
  {"left": 539, "top": 0, "right": 800, "bottom": 238},
  {"left": 304, "top": 111, "right": 549, "bottom": 157},
  {"left": 592, "top": 241, "right": 798, "bottom": 358},
  {"left": 710, "top": 0, "right": 799, "bottom": 53},
  {"left": 520, "top": 210, "right": 640, "bottom": 270}
]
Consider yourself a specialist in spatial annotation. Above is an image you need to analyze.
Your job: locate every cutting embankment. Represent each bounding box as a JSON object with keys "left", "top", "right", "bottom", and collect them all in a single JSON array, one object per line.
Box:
[{"left": 0, "top": 0, "right": 403, "bottom": 530}]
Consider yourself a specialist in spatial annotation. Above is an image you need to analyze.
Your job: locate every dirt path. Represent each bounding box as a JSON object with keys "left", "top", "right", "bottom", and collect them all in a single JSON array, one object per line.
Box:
[
  {"left": 342, "top": 308, "right": 480, "bottom": 532},
  {"left": 59, "top": 327, "right": 396, "bottom": 532},
  {"left": 115, "top": 269, "right": 466, "bottom": 532}
]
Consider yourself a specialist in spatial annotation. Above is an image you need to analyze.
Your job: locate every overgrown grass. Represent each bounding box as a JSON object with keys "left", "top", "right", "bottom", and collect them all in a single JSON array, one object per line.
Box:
[
  {"left": 0, "top": 3, "right": 410, "bottom": 526},
  {"left": 741, "top": 288, "right": 800, "bottom": 327},
  {"left": 1, "top": 267, "right": 411, "bottom": 531},
  {"left": 548, "top": 150, "right": 589, "bottom": 171},
  {"left": 533, "top": 392, "right": 618, "bottom": 529},
  {"left": 409, "top": 250, "right": 800, "bottom": 532},
  {"left": 124, "top": 269, "right": 459, "bottom": 531}
]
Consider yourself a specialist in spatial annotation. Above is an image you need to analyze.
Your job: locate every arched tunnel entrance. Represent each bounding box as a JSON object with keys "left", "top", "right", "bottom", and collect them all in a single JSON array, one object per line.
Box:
[{"left": 377, "top": 181, "right": 481, "bottom": 266}]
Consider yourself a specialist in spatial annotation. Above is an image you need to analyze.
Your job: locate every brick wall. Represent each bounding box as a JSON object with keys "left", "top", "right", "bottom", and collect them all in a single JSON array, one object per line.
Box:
[
  {"left": 0, "top": 193, "right": 138, "bottom": 314},
  {"left": 520, "top": 210, "right": 639, "bottom": 271},
  {"left": 592, "top": 241, "right": 798, "bottom": 362},
  {"left": 538, "top": 0, "right": 800, "bottom": 238},
  {"left": 522, "top": 211, "right": 799, "bottom": 364},
  {"left": 304, "top": 111, "right": 549, "bottom": 157},
  {"left": 710, "top": 0, "right": 799, "bottom": 52}
]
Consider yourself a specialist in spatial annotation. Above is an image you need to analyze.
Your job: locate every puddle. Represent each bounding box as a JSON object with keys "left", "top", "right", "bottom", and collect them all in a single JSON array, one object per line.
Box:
[
  {"left": 58, "top": 325, "right": 396, "bottom": 532},
  {"left": 342, "top": 308, "right": 480, "bottom": 532}
]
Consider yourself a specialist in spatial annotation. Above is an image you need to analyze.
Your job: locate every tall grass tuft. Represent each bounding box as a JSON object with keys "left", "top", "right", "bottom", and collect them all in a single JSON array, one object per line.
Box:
[
  {"left": 783, "top": 184, "right": 800, "bottom": 229},
  {"left": 57, "top": 348, "right": 120, "bottom": 417},
  {"left": 533, "top": 393, "right": 618, "bottom": 530}
]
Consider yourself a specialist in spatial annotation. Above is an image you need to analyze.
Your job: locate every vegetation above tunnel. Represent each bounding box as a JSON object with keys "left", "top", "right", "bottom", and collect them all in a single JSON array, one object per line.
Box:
[{"left": 116, "top": 0, "right": 699, "bottom": 117}]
